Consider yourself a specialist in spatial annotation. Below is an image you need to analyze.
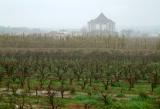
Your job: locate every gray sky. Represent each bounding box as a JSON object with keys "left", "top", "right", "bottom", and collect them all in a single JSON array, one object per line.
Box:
[{"left": 0, "top": 0, "right": 160, "bottom": 29}]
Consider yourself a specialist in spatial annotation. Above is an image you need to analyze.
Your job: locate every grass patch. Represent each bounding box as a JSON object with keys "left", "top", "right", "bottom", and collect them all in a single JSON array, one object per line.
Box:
[{"left": 116, "top": 93, "right": 125, "bottom": 98}]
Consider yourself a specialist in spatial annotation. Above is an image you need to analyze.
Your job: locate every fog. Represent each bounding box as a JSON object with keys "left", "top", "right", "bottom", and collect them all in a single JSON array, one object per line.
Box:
[{"left": 0, "top": 0, "right": 160, "bottom": 29}]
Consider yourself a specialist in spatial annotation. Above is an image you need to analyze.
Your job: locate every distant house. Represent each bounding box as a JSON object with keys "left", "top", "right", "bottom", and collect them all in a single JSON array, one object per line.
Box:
[{"left": 88, "top": 13, "right": 115, "bottom": 35}]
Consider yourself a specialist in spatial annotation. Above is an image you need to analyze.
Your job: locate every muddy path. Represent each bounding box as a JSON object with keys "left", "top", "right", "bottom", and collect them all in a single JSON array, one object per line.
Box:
[{"left": 0, "top": 88, "right": 71, "bottom": 98}]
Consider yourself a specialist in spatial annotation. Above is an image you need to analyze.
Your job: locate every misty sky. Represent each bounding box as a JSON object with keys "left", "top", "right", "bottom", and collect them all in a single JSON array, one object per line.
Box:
[{"left": 0, "top": 0, "right": 160, "bottom": 29}]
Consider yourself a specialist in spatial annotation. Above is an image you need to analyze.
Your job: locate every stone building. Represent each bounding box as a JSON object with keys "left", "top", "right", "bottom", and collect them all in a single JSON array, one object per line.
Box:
[{"left": 88, "top": 13, "right": 115, "bottom": 35}]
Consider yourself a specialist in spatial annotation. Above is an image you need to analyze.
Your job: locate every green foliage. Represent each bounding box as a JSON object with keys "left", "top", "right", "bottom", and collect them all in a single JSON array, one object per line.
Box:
[
  {"left": 0, "top": 44, "right": 160, "bottom": 109},
  {"left": 74, "top": 94, "right": 99, "bottom": 105},
  {"left": 139, "top": 92, "right": 149, "bottom": 99},
  {"left": 0, "top": 104, "right": 10, "bottom": 109},
  {"left": 155, "top": 87, "right": 160, "bottom": 95},
  {"left": 97, "top": 98, "right": 157, "bottom": 109},
  {"left": 116, "top": 93, "right": 125, "bottom": 98},
  {"left": 126, "top": 99, "right": 155, "bottom": 109},
  {"left": 70, "top": 86, "right": 76, "bottom": 95},
  {"left": 74, "top": 95, "right": 89, "bottom": 101},
  {"left": 0, "top": 66, "right": 5, "bottom": 73},
  {"left": 112, "top": 81, "right": 128, "bottom": 88}
]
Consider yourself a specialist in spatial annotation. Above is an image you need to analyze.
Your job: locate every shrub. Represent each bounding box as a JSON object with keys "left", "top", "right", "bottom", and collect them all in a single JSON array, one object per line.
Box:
[
  {"left": 112, "top": 81, "right": 128, "bottom": 88},
  {"left": 0, "top": 104, "right": 11, "bottom": 109},
  {"left": 70, "top": 87, "right": 76, "bottom": 95},
  {"left": 155, "top": 87, "right": 160, "bottom": 96},
  {"left": 112, "top": 102, "right": 125, "bottom": 109},
  {"left": 111, "top": 82, "right": 121, "bottom": 87},
  {"left": 116, "top": 93, "right": 125, "bottom": 98},
  {"left": 139, "top": 92, "right": 149, "bottom": 99},
  {"left": 100, "top": 92, "right": 112, "bottom": 105}
]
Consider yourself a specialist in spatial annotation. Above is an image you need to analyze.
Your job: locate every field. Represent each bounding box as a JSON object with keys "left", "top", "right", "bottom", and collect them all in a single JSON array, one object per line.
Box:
[{"left": 0, "top": 34, "right": 160, "bottom": 109}]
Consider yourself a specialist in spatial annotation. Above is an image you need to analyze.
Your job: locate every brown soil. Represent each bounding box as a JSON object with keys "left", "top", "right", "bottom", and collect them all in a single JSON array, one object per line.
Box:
[{"left": 68, "top": 104, "right": 95, "bottom": 109}]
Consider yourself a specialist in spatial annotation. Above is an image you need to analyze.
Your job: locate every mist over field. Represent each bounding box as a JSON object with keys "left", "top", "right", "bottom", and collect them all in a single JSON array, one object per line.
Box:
[
  {"left": 0, "top": 0, "right": 160, "bottom": 32},
  {"left": 0, "top": 0, "right": 160, "bottom": 109}
]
